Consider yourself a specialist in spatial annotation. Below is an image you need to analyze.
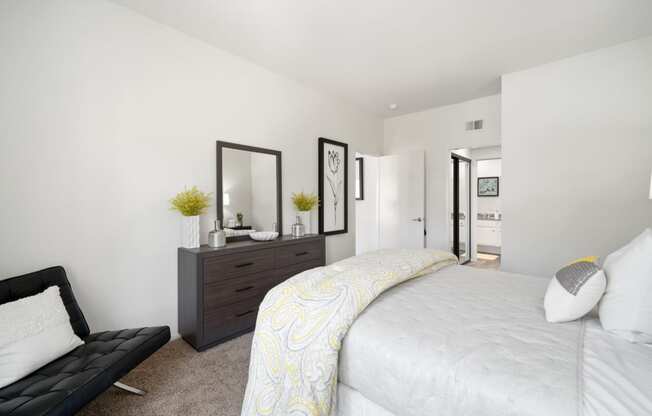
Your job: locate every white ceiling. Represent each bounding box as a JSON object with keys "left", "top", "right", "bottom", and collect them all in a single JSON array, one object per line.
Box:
[{"left": 111, "top": 0, "right": 652, "bottom": 117}]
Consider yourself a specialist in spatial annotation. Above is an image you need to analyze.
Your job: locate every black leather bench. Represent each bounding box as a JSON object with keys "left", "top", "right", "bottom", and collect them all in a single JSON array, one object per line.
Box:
[{"left": 0, "top": 266, "right": 171, "bottom": 416}]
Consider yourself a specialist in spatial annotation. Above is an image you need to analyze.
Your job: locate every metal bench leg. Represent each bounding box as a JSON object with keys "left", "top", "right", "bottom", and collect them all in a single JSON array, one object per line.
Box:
[{"left": 113, "top": 381, "right": 146, "bottom": 396}]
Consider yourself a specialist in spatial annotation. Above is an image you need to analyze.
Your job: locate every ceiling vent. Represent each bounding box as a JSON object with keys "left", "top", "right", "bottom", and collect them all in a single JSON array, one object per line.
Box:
[{"left": 465, "top": 119, "right": 484, "bottom": 131}]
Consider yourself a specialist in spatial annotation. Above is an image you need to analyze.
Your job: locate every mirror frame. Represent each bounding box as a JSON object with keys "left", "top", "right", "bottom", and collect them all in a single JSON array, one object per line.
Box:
[{"left": 216, "top": 140, "right": 282, "bottom": 241}]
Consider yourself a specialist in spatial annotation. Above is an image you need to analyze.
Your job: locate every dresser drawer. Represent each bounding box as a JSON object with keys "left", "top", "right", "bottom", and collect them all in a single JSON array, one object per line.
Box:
[
  {"left": 204, "top": 249, "right": 275, "bottom": 284},
  {"left": 275, "top": 241, "right": 323, "bottom": 268},
  {"left": 179, "top": 235, "right": 326, "bottom": 351},
  {"left": 204, "top": 270, "right": 278, "bottom": 310},
  {"left": 276, "top": 259, "right": 324, "bottom": 281},
  {"left": 203, "top": 295, "right": 262, "bottom": 343}
]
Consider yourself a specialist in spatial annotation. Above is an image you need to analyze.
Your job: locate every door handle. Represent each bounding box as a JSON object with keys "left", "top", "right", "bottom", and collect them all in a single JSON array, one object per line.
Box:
[{"left": 411, "top": 217, "right": 423, "bottom": 222}]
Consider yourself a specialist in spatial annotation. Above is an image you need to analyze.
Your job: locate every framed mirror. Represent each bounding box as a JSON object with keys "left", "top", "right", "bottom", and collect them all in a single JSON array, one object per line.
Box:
[{"left": 216, "top": 141, "right": 282, "bottom": 241}]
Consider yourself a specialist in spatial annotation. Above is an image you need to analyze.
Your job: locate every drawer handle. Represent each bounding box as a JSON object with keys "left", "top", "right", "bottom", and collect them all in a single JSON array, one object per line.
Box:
[
  {"left": 236, "top": 310, "right": 255, "bottom": 318},
  {"left": 235, "top": 286, "right": 254, "bottom": 293},
  {"left": 295, "top": 251, "right": 309, "bottom": 257},
  {"left": 235, "top": 262, "right": 254, "bottom": 268}
]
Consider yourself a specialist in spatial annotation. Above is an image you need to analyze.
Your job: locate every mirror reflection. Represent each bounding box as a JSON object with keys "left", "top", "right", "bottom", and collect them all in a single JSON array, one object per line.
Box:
[{"left": 222, "top": 147, "right": 278, "bottom": 237}]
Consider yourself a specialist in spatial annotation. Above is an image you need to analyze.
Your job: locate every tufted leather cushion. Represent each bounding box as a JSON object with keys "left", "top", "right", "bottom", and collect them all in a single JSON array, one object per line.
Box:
[
  {"left": 0, "top": 266, "right": 89, "bottom": 339},
  {"left": 0, "top": 327, "right": 170, "bottom": 416},
  {"left": 0, "top": 267, "right": 171, "bottom": 416}
]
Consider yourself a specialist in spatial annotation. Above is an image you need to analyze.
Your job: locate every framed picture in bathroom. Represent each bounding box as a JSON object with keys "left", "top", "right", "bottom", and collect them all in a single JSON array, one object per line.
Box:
[{"left": 478, "top": 176, "right": 499, "bottom": 197}]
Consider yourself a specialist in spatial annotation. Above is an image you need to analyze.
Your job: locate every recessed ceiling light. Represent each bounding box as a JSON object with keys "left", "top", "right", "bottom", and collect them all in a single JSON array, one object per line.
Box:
[{"left": 388, "top": 103, "right": 398, "bottom": 110}]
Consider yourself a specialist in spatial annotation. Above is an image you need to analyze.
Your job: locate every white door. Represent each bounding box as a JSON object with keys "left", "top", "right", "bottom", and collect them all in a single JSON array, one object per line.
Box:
[{"left": 378, "top": 150, "right": 425, "bottom": 249}]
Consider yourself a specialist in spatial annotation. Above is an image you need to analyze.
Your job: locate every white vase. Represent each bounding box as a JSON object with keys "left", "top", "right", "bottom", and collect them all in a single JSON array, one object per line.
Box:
[
  {"left": 299, "top": 211, "right": 311, "bottom": 235},
  {"left": 181, "top": 215, "right": 200, "bottom": 248}
]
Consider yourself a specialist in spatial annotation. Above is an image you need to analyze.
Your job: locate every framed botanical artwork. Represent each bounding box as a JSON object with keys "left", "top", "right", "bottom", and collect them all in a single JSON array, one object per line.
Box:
[
  {"left": 478, "top": 176, "right": 499, "bottom": 197},
  {"left": 355, "top": 157, "right": 364, "bottom": 200},
  {"left": 318, "top": 137, "right": 348, "bottom": 235}
]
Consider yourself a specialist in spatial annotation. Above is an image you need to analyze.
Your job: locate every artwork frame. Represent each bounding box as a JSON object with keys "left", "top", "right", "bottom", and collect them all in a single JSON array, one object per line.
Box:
[
  {"left": 355, "top": 157, "right": 364, "bottom": 201},
  {"left": 318, "top": 137, "right": 348, "bottom": 235},
  {"left": 477, "top": 176, "right": 499, "bottom": 197}
]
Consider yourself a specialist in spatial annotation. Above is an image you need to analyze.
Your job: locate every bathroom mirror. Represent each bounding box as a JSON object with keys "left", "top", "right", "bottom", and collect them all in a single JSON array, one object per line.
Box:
[{"left": 216, "top": 141, "right": 282, "bottom": 241}]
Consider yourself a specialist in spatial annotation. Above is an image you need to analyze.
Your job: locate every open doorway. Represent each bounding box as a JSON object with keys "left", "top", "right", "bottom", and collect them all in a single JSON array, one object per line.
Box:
[
  {"left": 355, "top": 150, "right": 426, "bottom": 255},
  {"left": 449, "top": 146, "right": 502, "bottom": 269},
  {"left": 450, "top": 152, "right": 471, "bottom": 264},
  {"left": 355, "top": 152, "right": 380, "bottom": 255}
]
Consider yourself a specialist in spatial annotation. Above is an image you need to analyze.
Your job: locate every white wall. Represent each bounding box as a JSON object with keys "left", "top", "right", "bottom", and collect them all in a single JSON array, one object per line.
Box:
[
  {"left": 383, "top": 95, "right": 501, "bottom": 251},
  {"left": 0, "top": 0, "right": 381, "bottom": 336},
  {"left": 502, "top": 36, "right": 652, "bottom": 277},
  {"left": 355, "top": 154, "right": 379, "bottom": 254},
  {"left": 470, "top": 145, "right": 502, "bottom": 161}
]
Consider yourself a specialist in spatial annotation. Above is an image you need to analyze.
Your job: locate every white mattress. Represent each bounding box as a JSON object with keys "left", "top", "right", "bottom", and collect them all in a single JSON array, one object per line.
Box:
[{"left": 337, "top": 265, "right": 652, "bottom": 416}]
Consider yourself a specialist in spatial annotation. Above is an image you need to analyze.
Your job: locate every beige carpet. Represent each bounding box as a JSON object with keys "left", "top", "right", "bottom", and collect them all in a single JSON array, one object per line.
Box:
[{"left": 79, "top": 333, "right": 253, "bottom": 416}]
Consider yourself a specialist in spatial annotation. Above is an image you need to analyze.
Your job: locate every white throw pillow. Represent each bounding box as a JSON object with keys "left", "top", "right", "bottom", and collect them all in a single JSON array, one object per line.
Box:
[
  {"left": 0, "top": 286, "right": 84, "bottom": 388},
  {"left": 544, "top": 260, "right": 606, "bottom": 323},
  {"left": 599, "top": 228, "right": 652, "bottom": 343}
]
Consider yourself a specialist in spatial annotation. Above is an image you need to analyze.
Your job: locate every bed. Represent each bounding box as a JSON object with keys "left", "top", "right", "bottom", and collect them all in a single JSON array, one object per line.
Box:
[
  {"left": 241, "top": 250, "right": 652, "bottom": 416},
  {"left": 337, "top": 265, "right": 652, "bottom": 416}
]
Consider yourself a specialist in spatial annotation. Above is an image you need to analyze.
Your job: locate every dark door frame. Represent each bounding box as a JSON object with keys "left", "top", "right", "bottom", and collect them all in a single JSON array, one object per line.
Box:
[{"left": 451, "top": 153, "right": 471, "bottom": 264}]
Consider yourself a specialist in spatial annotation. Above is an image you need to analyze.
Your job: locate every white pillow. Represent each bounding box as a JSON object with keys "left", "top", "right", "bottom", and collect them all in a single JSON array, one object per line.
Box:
[
  {"left": 0, "top": 286, "right": 84, "bottom": 388},
  {"left": 544, "top": 260, "right": 606, "bottom": 323},
  {"left": 599, "top": 228, "right": 652, "bottom": 343}
]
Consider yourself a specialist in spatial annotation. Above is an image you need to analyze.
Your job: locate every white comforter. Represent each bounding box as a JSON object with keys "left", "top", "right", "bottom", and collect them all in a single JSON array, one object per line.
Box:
[
  {"left": 241, "top": 249, "right": 457, "bottom": 416},
  {"left": 338, "top": 265, "right": 652, "bottom": 416}
]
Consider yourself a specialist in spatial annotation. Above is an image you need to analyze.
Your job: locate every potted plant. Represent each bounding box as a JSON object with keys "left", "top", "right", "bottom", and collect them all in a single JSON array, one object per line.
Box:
[
  {"left": 291, "top": 192, "right": 319, "bottom": 234},
  {"left": 170, "top": 186, "right": 211, "bottom": 248}
]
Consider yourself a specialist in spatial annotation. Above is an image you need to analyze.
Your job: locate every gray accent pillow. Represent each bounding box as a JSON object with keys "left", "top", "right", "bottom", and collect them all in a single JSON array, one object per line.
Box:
[
  {"left": 555, "top": 261, "right": 599, "bottom": 295},
  {"left": 544, "top": 260, "right": 606, "bottom": 323}
]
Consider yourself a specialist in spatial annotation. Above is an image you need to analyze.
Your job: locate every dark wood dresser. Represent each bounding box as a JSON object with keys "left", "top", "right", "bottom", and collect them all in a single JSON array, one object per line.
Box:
[{"left": 178, "top": 234, "right": 325, "bottom": 351}]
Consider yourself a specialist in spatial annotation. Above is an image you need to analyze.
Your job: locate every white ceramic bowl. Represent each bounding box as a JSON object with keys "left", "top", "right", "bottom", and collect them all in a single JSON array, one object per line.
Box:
[{"left": 249, "top": 231, "right": 279, "bottom": 241}]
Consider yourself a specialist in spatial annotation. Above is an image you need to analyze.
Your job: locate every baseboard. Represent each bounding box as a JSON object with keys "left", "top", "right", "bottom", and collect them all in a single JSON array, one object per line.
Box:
[{"left": 477, "top": 245, "right": 501, "bottom": 255}]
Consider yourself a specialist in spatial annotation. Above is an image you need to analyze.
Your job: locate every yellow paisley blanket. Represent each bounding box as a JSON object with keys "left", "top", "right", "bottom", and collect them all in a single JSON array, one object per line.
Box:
[{"left": 241, "top": 248, "right": 458, "bottom": 416}]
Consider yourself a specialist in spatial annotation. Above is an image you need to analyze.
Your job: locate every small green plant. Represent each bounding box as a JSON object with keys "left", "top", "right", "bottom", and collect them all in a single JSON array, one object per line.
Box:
[
  {"left": 170, "top": 186, "right": 211, "bottom": 216},
  {"left": 291, "top": 192, "right": 319, "bottom": 212},
  {"left": 236, "top": 212, "right": 244, "bottom": 223}
]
